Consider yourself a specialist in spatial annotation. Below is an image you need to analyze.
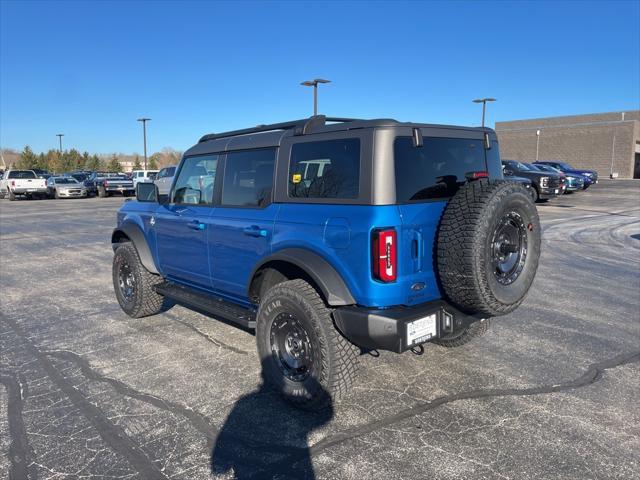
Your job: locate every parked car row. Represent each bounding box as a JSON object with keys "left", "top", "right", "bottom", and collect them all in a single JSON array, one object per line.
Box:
[
  {"left": 0, "top": 160, "right": 597, "bottom": 204},
  {"left": 502, "top": 160, "right": 598, "bottom": 203}
]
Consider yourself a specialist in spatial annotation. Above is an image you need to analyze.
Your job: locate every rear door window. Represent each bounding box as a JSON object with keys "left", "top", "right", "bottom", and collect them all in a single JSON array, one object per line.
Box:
[
  {"left": 221, "top": 148, "right": 276, "bottom": 208},
  {"left": 289, "top": 138, "right": 360, "bottom": 199},
  {"left": 394, "top": 137, "right": 487, "bottom": 202}
]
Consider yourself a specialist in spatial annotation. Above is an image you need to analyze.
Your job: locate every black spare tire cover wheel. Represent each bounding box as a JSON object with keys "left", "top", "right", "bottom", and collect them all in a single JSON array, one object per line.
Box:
[{"left": 437, "top": 179, "right": 541, "bottom": 316}]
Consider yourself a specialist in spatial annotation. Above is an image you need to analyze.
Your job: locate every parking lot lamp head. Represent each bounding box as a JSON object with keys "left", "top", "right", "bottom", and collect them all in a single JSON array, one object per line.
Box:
[
  {"left": 137, "top": 118, "right": 151, "bottom": 170},
  {"left": 472, "top": 98, "right": 496, "bottom": 127},
  {"left": 301, "top": 79, "right": 331, "bottom": 116}
]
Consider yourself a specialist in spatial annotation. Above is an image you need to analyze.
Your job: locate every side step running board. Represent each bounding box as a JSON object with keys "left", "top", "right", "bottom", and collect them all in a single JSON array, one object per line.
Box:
[{"left": 154, "top": 281, "right": 256, "bottom": 329}]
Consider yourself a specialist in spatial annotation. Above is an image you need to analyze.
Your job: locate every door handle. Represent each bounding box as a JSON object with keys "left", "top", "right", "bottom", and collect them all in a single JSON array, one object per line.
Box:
[
  {"left": 243, "top": 225, "right": 268, "bottom": 237},
  {"left": 187, "top": 220, "right": 205, "bottom": 231}
]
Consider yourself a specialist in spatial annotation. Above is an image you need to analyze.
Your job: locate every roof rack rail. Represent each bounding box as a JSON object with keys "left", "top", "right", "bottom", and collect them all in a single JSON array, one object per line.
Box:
[{"left": 197, "top": 115, "right": 364, "bottom": 143}]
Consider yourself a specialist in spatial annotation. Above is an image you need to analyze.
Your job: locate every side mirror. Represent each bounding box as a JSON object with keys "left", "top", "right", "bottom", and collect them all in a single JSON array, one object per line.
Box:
[
  {"left": 136, "top": 182, "right": 158, "bottom": 203},
  {"left": 503, "top": 168, "right": 513, "bottom": 176}
]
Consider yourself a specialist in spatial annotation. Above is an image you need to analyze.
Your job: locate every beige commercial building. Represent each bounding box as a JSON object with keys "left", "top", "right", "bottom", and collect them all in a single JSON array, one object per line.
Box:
[{"left": 495, "top": 111, "right": 640, "bottom": 178}]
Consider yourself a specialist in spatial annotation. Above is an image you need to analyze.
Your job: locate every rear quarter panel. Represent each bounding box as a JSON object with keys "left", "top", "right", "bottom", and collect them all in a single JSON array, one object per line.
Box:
[{"left": 273, "top": 204, "right": 443, "bottom": 308}]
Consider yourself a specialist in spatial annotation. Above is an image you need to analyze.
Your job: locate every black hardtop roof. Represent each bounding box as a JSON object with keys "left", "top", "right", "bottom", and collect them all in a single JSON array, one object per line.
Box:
[{"left": 186, "top": 115, "right": 494, "bottom": 156}]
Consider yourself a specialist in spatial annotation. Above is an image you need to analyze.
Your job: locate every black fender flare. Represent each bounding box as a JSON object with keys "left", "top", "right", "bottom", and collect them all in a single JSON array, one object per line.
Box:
[
  {"left": 249, "top": 248, "right": 356, "bottom": 306},
  {"left": 111, "top": 223, "right": 159, "bottom": 274}
]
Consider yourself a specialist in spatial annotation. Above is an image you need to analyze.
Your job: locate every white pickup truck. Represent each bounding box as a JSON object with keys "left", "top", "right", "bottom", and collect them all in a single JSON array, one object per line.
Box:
[{"left": 0, "top": 169, "right": 49, "bottom": 200}]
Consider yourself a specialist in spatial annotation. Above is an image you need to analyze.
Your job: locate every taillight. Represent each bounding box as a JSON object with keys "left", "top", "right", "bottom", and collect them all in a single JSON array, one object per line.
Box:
[
  {"left": 104, "top": 181, "right": 109, "bottom": 187},
  {"left": 11, "top": 180, "right": 15, "bottom": 187},
  {"left": 466, "top": 171, "right": 489, "bottom": 180},
  {"left": 372, "top": 229, "right": 397, "bottom": 282}
]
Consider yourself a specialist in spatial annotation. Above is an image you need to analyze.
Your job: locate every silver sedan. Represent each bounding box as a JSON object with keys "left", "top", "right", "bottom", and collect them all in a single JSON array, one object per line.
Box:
[{"left": 46, "top": 176, "right": 88, "bottom": 199}]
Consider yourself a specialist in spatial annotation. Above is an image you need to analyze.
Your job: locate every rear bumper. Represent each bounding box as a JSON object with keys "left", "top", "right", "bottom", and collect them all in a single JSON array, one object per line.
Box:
[
  {"left": 11, "top": 188, "right": 48, "bottom": 195},
  {"left": 333, "top": 300, "right": 485, "bottom": 353}
]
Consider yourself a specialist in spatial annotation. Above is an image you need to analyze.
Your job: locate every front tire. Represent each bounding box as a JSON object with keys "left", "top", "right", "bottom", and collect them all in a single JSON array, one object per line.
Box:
[
  {"left": 54, "top": 189, "right": 60, "bottom": 199},
  {"left": 112, "top": 243, "right": 168, "bottom": 318},
  {"left": 256, "top": 279, "right": 359, "bottom": 410}
]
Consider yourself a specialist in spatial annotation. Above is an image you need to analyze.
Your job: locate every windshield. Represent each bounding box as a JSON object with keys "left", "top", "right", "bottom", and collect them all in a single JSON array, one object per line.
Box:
[
  {"left": 8, "top": 170, "right": 37, "bottom": 179},
  {"left": 55, "top": 178, "right": 79, "bottom": 184},
  {"left": 557, "top": 162, "right": 573, "bottom": 170}
]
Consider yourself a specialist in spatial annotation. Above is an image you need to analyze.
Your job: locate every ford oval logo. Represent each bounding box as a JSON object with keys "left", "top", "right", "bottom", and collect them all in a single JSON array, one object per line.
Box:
[{"left": 411, "top": 282, "right": 425, "bottom": 291}]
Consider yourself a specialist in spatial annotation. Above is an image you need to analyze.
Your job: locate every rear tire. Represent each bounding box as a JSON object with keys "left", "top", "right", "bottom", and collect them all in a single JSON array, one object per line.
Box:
[
  {"left": 433, "top": 319, "right": 490, "bottom": 348},
  {"left": 437, "top": 179, "right": 541, "bottom": 317},
  {"left": 256, "top": 279, "right": 359, "bottom": 410},
  {"left": 8, "top": 190, "right": 16, "bottom": 201},
  {"left": 112, "top": 243, "right": 169, "bottom": 318},
  {"left": 98, "top": 186, "right": 106, "bottom": 198}
]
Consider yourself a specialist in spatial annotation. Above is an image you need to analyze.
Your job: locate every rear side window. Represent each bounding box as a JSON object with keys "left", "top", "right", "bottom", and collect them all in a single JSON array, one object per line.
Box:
[
  {"left": 394, "top": 137, "right": 487, "bottom": 202},
  {"left": 289, "top": 138, "right": 360, "bottom": 199},
  {"left": 222, "top": 148, "right": 276, "bottom": 208},
  {"left": 172, "top": 154, "right": 218, "bottom": 205}
]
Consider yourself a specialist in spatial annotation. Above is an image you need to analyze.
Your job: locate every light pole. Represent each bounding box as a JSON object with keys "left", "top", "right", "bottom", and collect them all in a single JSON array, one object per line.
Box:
[
  {"left": 535, "top": 130, "right": 541, "bottom": 162},
  {"left": 472, "top": 98, "right": 496, "bottom": 127},
  {"left": 56, "top": 133, "right": 64, "bottom": 154},
  {"left": 137, "top": 118, "right": 151, "bottom": 170},
  {"left": 301, "top": 79, "right": 331, "bottom": 116}
]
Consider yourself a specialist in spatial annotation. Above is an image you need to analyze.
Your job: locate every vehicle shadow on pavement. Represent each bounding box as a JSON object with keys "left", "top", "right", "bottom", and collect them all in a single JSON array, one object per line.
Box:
[{"left": 210, "top": 363, "right": 333, "bottom": 480}]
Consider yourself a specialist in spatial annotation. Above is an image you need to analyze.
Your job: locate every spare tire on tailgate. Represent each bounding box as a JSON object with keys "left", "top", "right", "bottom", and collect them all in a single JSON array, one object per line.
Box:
[{"left": 437, "top": 179, "right": 541, "bottom": 316}]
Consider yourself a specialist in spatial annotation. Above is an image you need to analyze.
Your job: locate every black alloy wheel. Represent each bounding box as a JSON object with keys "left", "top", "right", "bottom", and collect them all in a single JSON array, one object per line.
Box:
[
  {"left": 117, "top": 259, "right": 136, "bottom": 302},
  {"left": 491, "top": 211, "right": 528, "bottom": 286},
  {"left": 269, "top": 312, "right": 315, "bottom": 382}
]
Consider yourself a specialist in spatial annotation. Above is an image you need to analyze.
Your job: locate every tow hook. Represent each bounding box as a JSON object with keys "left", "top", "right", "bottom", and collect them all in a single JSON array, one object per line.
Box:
[{"left": 410, "top": 344, "right": 425, "bottom": 355}]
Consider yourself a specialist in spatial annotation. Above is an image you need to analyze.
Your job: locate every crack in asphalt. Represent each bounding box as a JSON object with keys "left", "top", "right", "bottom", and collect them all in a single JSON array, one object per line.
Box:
[
  {"left": 44, "top": 349, "right": 220, "bottom": 442},
  {"left": 1, "top": 313, "right": 170, "bottom": 480},
  {"left": 163, "top": 313, "right": 249, "bottom": 355},
  {"left": 0, "top": 372, "right": 38, "bottom": 480},
  {"left": 262, "top": 350, "right": 640, "bottom": 478}
]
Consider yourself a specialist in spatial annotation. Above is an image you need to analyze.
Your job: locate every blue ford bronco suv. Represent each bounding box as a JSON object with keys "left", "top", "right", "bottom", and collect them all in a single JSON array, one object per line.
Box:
[{"left": 112, "top": 116, "right": 541, "bottom": 409}]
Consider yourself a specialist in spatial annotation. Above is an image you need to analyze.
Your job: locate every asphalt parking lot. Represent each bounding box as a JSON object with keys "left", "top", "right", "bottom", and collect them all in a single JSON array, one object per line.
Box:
[{"left": 1, "top": 181, "right": 639, "bottom": 480}]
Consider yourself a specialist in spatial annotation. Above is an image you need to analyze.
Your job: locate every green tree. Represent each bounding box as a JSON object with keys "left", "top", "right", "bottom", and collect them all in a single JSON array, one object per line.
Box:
[
  {"left": 148, "top": 153, "right": 159, "bottom": 169},
  {"left": 45, "top": 150, "right": 62, "bottom": 173},
  {"left": 84, "top": 154, "right": 102, "bottom": 171},
  {"left": 133, "top": 155, "right": 142, "bottom": 170},
  {"left": 107, "top": 154, "right": 121, "bottom": 172},
  {"left": 17, "top": 146, "right": 38, "bottom": 169}
]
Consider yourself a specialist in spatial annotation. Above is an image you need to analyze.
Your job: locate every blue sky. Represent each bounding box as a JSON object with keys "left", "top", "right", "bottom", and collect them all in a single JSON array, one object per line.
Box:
[{"left": 1, "top": 0, "right": 638, "bottom": 154}]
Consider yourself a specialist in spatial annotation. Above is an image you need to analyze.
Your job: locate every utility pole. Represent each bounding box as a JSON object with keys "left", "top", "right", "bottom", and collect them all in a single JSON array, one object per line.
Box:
[
  {"left": 137, "top": 118, "right": 151, "bottom": 170},
  {"left": 301, "top": 79, "right": 331, "bottom": 116},
  {"left": 472, "top": 98, "right": 497, "bottom": 127},
  {"left": 56, "top": 133, "right": 64, "bottom": 153},
  {"left": 536, "top": 130, "right": 541, "bottom": 162}
]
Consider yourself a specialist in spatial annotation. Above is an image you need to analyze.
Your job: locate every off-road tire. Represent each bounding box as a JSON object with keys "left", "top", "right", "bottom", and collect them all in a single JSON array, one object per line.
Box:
[
  {"left": 112, "top": 242, "right": 168, "bottom": 318},
  {"left": 98, "top": 186, "right": 107, "bottom": 198},
  {"left": 256, "top": 279, "right": 359, "bottom": 410},
  {"left": 8, "top": 190, "right": 16, "bottom": 201},
  {"left": 437, "top": 179, "right": 541, "bottom": 317},
  {"left": 433, "top": 319, "right": 491, "bottom": 348}
]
